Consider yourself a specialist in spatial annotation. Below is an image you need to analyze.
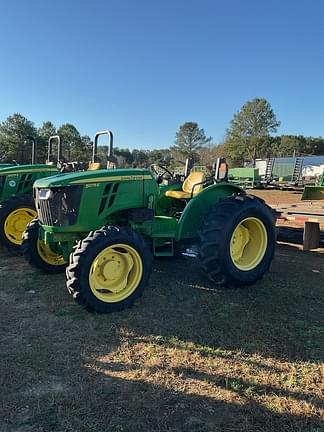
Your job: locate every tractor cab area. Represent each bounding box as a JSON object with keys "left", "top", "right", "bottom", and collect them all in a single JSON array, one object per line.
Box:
[{"left": 153, "top": 158, "right": 229, "bottom": 219}]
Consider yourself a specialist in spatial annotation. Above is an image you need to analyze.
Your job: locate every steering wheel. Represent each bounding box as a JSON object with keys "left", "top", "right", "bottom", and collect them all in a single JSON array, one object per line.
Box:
[
  {"left": 57, "top": 157, "right": 70, "bottom": 172},
  {"left": 150, "top": 164, "right": 173, "bottom": 180}
]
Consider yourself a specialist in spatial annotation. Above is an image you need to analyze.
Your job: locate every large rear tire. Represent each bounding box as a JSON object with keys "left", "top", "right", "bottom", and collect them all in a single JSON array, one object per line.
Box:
[
  {"left": 0, "top": 195, "right": 37, "bottom": 253},
  {"left": 66, "top": 226, "right": 153, "bottom": 313},
  {"left": 199, "top": 194, "right": 275, "bottom": 287},
  {"left": 22, "top": 218, "right": 67, "bottom": 273}
]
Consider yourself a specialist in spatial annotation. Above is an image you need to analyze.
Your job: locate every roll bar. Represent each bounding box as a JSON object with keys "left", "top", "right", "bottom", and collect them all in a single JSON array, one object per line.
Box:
[
  {"left": 47, "top": 135, "right": 62, "bottom": 163},
  {"left": 92, "top": 130, "right": 114, "bottom": 163},
  {"left": 25, "top": 136, "right": 37, "bottom": 164},
  {"left": 184, "top": 158, "right": 194, "bottom": 178}
]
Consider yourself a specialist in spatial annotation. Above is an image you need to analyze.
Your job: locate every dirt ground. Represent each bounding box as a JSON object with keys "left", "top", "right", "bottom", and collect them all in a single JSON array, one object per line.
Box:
[
  {"left": 249, "top": 189, "right": 303, "bottom": 206},
  {"left": 251, "top": 189, "right": 324, "bottom": 241},
  {"left": 0, "top": 237, "right": 323, "bottom": 431}
]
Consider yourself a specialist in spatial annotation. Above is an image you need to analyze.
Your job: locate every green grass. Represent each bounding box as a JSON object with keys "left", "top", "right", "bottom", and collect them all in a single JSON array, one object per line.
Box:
[{"left": 0, "top": 244, "right": 323, "bottom": 431}]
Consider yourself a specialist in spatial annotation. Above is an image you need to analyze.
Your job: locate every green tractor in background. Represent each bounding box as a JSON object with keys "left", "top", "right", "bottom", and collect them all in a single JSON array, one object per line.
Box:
[
  {"left": 302, "top": 170, "right": 324, "bottom": 200},
  {"left": 0, "top": 163, "right": 15, "bottom": 168},
  {"left": 0, "top": 135, "right": 70, "bottom": 252},
  {"left": 22, "top": 130, "right": 275, "bottom": 313}
]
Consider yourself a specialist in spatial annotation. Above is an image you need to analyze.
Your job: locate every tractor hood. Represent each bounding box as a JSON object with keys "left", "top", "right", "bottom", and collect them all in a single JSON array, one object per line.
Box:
[
  {"left": 33, "top": 168, "right": 154, "bottom": 188},
  {"left": 0, "top": 164, "right": 58, "bottom": 175}
]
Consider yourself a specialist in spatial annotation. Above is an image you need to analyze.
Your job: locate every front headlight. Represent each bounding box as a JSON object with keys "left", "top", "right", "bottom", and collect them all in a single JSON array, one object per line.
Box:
[{"left": 38, "top": 188, "right": 54, "bottom": 200}]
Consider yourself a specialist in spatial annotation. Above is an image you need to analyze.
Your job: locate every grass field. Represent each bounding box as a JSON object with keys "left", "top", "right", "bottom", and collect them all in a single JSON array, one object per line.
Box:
[
  {"left": 0, "top": 242, "right": 323, "bottom": 431},
  {"left": 0, "top": 187, "right": 324, "bottom": 432}
]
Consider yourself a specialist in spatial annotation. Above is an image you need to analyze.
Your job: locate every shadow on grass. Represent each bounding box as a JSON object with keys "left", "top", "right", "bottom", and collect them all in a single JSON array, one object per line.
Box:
[
  {"left": 3, "top": 363, "right": 321, "bottom": 432},
  {"left": 118, "top": 244, "right": 324, "bottom": 363},
  {"left": 82, "top": 365, "right": 321, "bottom": 432},
  {"left": 1, "top": 245, "right": 323, "bottom": 431},
  {"left": 89, "top": 358, "right": 324, "bottom": 412}
]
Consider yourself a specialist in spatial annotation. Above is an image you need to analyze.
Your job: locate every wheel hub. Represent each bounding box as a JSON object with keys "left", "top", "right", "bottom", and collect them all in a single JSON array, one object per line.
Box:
[
  {"left": 37, "top": 240, "right": 66, "bottom": 266},
  {"left": 102, "top": 260, "right": 121, "bottom": 280},
  {"left": 230, "top": 224, "right": 250, "bottom": 262},
  {"left": 89, "top": 244, "right": 143, "bottom": 302},
  {"left": 4, "top": 208, "right": 37, "bottom": 245},
  {"left": 94, "top": 249, "right": 134, "bottom": 293},
  {"left": 230, "top": 217, "right": 268, "bottom": 271}
]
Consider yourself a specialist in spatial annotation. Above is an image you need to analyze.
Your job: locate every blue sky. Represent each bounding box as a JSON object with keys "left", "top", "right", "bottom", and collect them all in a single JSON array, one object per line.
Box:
[{"left": 0, "top": 0, "right": 323, "bottom": 149}]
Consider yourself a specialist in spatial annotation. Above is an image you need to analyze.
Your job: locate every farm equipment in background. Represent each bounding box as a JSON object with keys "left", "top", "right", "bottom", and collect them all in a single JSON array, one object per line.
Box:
[
  {"left": 261, "top": 158, "right": 275, "bottom": 185},
  {"left": 22, "top": 130, "right": 275, "bottom": 314},
  {"left": 0, "top": 135, "right": 64, "bottom": 251},
  {"left": 302, "top": 170, "right": 324, "bottom": 200},
  {"left": 271, "top": 157, "right": 304, "bottom": 189},
  {"left": 229, "top": 157, "right": 305, "bottom": 190},
  {"left": 290, "top": 157, "right": 304, "bottom": 186},
  {"left": 228, "top": 167, "right": 261, "bottom": 189}
]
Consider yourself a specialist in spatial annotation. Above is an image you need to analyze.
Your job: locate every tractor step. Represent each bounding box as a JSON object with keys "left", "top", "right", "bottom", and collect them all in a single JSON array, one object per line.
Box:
[{"left": 153, "top": 238, "right": 174, "bottom": 256}]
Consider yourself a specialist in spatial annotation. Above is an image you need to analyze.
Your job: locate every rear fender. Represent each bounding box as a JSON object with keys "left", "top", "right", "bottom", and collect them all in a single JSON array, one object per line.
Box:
[{"left": 175, "top": 183, "right": 244, "bottom": 241}]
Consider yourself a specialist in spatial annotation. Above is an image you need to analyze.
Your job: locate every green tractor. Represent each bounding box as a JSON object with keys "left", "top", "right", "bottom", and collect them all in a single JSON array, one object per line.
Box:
[
  {"left": 0, "top": 135, "right": 70, "bottom": 252},
  {"left": 302, "top": 170, "right": 324, "bottom": 200},
  {"left": 0, "top": 163, "right": 16, "bottom": 168},
  {"left": 22, "top": 130, "right": 275, "bottom": 313}
]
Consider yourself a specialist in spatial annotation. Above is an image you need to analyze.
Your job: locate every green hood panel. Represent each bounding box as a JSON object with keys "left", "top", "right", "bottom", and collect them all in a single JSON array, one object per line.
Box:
[
  {"left": 34, "top": 168, "right": 154, "bottom": 188},
  {"left": 0, "top": 164, "right": 58, "bottom": 175}
]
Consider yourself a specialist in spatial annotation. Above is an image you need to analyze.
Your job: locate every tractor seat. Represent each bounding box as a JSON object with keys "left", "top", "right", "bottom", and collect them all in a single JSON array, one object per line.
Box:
[
  {"left": 165, "top": 171, "right": 206, "bottom": 199},
  {"left": 88, "top": 162, "right": 101, "bottom": 170}
]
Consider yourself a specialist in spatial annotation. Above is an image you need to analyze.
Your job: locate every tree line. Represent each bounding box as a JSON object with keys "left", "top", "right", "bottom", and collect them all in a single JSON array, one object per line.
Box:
[
  {"left": 223, "top": 98, "right": 324, "bottom": 166},
  {"left": 0, "top": 114, "right": 213, "bottom": 167},
  {"left": 1, "top": 101, "right": 324, "bottom": 169}
]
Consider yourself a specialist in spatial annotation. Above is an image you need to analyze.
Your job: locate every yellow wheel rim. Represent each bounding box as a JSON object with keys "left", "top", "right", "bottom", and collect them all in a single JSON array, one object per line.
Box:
[
  {"left": 37, "top": 240, "right": 66, "bottom": 266},
  {"left": 89, "top": 243, "right": 143, "bottom": 303},
  {"left": 4, "top": 207, "right": 37, "bottom": 245},
  {"left": 230, "top": 217, "right": 267, "bottom": 271}
]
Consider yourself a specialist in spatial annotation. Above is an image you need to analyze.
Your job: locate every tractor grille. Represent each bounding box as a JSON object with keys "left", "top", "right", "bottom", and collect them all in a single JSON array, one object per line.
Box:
[{"left": 36, "top": 186, "right": 82, "bottom": 226}]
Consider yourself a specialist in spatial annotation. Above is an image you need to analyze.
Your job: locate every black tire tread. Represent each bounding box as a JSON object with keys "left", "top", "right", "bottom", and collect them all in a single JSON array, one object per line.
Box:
[
  {"left": 199, "top": 193, "right": 275, "bottom": 288},
  {"left": 66, "top": 226, "right": 153, "bottom": 313}
]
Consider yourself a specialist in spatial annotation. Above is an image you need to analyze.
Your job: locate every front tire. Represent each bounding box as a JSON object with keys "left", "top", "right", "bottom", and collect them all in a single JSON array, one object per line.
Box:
[
  {"left": 199, "top": 194, "right": 275, "bottom": 287},
  {"left": 22, "top": 218, "right": 67, "bottom": 273},
  {"left": 66, "top": 226, "right": 153, "bottom": 313},
  {"left": 0, "top": 195, "right": 37, "bottom": 252}
]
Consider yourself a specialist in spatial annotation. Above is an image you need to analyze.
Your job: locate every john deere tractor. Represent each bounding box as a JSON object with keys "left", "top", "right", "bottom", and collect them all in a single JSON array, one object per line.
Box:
[
  {"left": 0, "top": 135, "right": 72, "bottom": 252},
  {"left": 22, "top": 130, "right": 275, "bottom": 313}
]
